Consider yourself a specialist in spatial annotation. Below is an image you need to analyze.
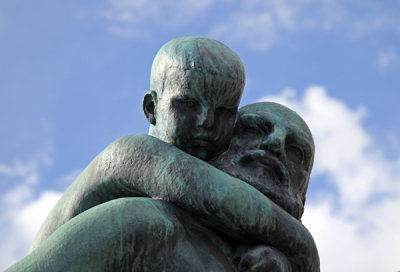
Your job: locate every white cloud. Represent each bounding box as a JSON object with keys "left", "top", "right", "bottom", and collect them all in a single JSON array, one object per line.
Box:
[
  {"left": 303, "top": 199, "right": 400, "bottom": 271},
  {"left": 0, "top": 189, "right": 62, "bottom": 270},
  {"left": 210, "top": 10, "right": 278, "bottom": 51},
  {"left": 14, "top": 191, "right": 62, "bottom": 241},
  {"left": 377, "top": 49, "right": 398, "bottom": 71},
  {"left": 0, "top": 148, "right": 52, "bottom": 186},
  {"left": 100, "top": 0, "right": 400, "bottom": 53},
  {"left": 101, "top": 0, "right": 215, "bottom": 38},
  {"left": 0, "top": 153, "right": 63, "bottom": 271},
  {"left": 54, "top": 168, "right": 82, "bottom": 188},
  {"left": 350, "top": 17, "right": 390, "bottom": 40},
  {"left": 260, "top": 86, "right": 400, "bottom": 271},
  {"left": 209, "top": 0, "right": 346, "bottom": 51},
  {"left": 0, "top": 162, "right": 39, "bottom": 185},
  {"left": 347, "top": 1, "right": 400, "bottom": 40},
  {"left": 210, "top": 0, "right": 400, "bottom": 51}
]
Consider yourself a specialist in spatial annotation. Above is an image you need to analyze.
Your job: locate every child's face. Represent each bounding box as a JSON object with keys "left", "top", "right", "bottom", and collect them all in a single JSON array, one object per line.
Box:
[
  {"left": 154, "top": 69, "right": 243, "bottom": 161},
  {"left": 212, "top": 103, "right": 314, "bottom": 219}
]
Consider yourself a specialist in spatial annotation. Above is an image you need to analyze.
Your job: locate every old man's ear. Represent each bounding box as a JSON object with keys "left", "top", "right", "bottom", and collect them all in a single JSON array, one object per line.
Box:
[{"left": 143, "top": 90, "right": 157, "bottom": 125}]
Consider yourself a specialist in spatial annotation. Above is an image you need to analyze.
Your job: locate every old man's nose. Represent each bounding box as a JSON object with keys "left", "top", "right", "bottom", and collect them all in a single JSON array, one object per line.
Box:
[{"left": 260, "top": 130, "right": 286, "bottom": 157}]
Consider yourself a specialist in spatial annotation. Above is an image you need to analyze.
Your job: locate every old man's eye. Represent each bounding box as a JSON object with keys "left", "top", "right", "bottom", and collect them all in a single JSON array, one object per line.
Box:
[
  {"left": 215, "top": 106, "right": 236, "bottom": 118},
  {"left": 286, "top": 144, "right": 304, "bottom": 165},
  {"left": 242, "top": 126, "right": 263, "bottom": 137}
]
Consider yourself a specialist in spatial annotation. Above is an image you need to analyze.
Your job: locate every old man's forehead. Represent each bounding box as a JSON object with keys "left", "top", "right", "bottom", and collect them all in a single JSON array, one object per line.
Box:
[{"left": 238, "top": 102, "right": 312, "bottom": 137}]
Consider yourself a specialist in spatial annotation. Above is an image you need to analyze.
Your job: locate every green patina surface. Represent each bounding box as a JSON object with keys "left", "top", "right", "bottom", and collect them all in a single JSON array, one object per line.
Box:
[{"left": 6, "top": 37, "right": 319, "bottom": 272}]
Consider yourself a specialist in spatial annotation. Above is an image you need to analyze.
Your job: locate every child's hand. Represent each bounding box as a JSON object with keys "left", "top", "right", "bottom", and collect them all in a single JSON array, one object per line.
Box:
[{"left": 233, "top": 245, "right": 292, "bottom": 272}]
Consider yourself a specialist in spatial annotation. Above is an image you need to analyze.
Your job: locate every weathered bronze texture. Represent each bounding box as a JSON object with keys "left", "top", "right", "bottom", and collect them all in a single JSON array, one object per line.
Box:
[{"left": 6, "top": 37, "right": 319, "bottom": 272}]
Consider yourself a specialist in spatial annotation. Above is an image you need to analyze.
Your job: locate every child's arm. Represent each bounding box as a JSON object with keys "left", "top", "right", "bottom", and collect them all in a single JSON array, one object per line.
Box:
[
  {"left": 31, "top": 134, "right": 319, "bottom": 271},
  {"left": 9, "top": 198, "right": 237, "bottom": 272}
]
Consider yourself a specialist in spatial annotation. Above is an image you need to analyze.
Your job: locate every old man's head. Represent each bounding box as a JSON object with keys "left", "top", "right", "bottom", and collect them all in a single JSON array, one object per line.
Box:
[{"left": 212, "top": 102, "right": 315, "bottom": 220}]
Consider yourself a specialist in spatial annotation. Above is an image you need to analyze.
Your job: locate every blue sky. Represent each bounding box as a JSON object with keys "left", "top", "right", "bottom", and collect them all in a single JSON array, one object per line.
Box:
[{"left": 1, "top": 1, "right": 400, "bottom": 271}]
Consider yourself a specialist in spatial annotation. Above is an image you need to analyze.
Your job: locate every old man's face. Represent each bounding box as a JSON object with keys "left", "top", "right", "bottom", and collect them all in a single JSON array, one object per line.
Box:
[{"left": 212, "top": 102, "right": 314, "bottom": 219}]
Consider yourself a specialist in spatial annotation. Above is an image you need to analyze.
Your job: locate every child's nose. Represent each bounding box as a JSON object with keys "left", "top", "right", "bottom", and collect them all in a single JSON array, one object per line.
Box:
[{"left": 198, "top": 107, "right": 214, "bottom": 129}]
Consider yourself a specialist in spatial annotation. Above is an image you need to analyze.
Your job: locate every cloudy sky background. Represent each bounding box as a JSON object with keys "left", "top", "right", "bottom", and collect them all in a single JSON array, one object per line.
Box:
[{"left": 1, "top": 0, "right": 399, "bottom": 271}]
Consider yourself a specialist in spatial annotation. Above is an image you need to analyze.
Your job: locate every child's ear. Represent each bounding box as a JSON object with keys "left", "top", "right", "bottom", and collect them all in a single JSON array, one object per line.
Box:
[{"left": 143, "top": 90, "right": 157, "bottom": 125}]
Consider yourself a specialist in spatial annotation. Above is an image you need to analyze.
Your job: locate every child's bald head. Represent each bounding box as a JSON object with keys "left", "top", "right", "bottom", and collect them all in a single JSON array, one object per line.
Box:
[
  {"left": 150, "top": 36, "right": 245, "bottom": 96},
  {"left": 144, "top": 37, "right": 246, "bottom": 160}
]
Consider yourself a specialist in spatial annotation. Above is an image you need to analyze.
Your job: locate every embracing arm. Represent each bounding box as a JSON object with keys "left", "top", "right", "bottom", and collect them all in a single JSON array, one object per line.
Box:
[{"left": 31, "top": 134, "right": 319, "bottom": 271}]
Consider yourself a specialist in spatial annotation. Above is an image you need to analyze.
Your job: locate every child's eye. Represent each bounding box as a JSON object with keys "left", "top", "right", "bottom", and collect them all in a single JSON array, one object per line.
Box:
[
  {"left": 173, "top": 98, "right": 199, "bottom": 109},
  {"left": 182, "top": 100, "right": 196, "bottom": 108}
]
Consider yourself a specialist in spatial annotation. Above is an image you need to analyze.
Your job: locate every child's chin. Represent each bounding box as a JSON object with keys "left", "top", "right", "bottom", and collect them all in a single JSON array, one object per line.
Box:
[{"left": 186, "top": 146, "right": 209, "bottom": 161}]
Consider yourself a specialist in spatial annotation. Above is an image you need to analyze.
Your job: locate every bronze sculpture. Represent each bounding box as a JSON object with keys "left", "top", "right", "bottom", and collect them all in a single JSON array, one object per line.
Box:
[{"left": 7, "top": 37, "right": 319, "bottom": 272}]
